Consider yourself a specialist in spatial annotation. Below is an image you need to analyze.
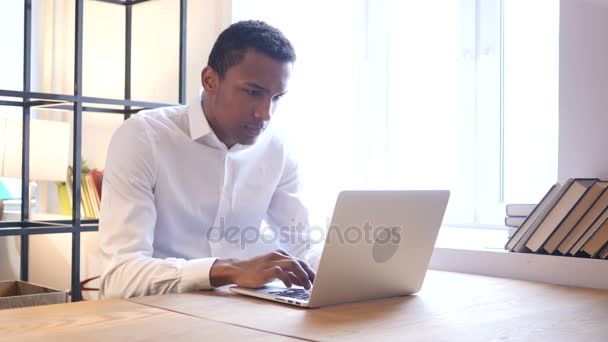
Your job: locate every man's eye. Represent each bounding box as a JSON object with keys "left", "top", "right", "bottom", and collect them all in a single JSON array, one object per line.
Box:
[
  {"left": 272, "top": 95, "right": 283, "bottom": 102},
  {"left": 245, "top": 89, "right": 262, "bottom": 97}
]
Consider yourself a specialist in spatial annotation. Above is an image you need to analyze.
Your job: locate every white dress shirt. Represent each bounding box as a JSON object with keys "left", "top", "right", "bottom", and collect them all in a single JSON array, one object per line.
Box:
[{"left": 99, "top": 92, "right": 320, "bottom": 299}]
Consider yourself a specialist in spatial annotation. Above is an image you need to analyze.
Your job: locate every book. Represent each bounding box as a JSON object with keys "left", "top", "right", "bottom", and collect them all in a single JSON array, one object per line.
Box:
[
  {"left": 506, "top": 204, "right": 536, "bottom": 217},
  {"left": 0, "top": 177, "right": 22, "bottom": 200},
  {"left": 505, "top": 182, "right": 562, "bottom": 252},
  {"left": 65, "top": 165, "right": 104, "bottom": 219},
  {"left": 543, "top": 181, "right": 608, "bottom": 254},
  {"left": 85, "top": 175, "right": 92, "bottom": 213},
  {"left": 569, "top": 205, "right": 608, "bottom": 255},
  {"left": 558, "top": 187, "right": 608, "bottom": 254},
  {"left": 0, "top": 181, "right": 11, "bottom": 200},
  {"left": 91, "top": 174, "right": 100, "bottom": 208},
  {"left": 506, "top": 226, "right": 518, "bottom": 239},
  {"left": 85, "top": 174, "right": 99, "bottom": 218},
  {"left": 84, "top": 174, "right": 94, "bottom": 218},
  {"left": 56, "top": 182, "right": 72, "bottom": 216},
  {"left": 66, "top": 167, "right": 86, "bottom": 217},
  {"left": 525, "top": 179, "right": 597, "bottom": 253},
  {"left": 580, "top": 217, "right": 608, "bottom": 258},
  {"left": 80, "top": 175, "right": 90, "bottom": 218},
  {"left": 599, "top": 244, "right": 608, "bottom": 259},
  {"left": 505, "top": 216, "right": 526, "bottom": 228},
  {"left": 90, "top": 169, "right": 103, "bottom": 199}
]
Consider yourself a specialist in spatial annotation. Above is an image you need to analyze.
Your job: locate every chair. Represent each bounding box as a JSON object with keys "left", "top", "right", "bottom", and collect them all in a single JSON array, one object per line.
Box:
[{"left": 69, "top": 276, "right": 100, "bottom": 301}]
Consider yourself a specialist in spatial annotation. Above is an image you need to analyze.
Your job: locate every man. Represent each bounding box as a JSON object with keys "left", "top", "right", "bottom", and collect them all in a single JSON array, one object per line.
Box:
[{"left": 99, "top": 21, "right": 320, "bottom": 299}]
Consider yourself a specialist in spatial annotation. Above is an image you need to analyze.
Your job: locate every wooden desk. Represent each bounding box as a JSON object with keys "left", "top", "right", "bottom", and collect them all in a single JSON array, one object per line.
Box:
[
  {"left": 0, "top": 298, "right": 298, "bottom": 341},
  {"left": 129, "top": 270, "right": 608, "bottom": 341},
  {"left": 2, "top": 271, "right": 607, "bottom": 341}
]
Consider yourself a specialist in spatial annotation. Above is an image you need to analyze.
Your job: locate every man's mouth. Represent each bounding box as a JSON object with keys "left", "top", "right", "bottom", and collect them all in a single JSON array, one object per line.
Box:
[{"left": 241, "top": 123, "right": 264, "bottom": 137}]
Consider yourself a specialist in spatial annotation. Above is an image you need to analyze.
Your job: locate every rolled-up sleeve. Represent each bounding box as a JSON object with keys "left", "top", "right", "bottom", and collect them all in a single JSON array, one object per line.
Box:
[{"left": 99, "top": 117, "right": 217, "bottom": 299}]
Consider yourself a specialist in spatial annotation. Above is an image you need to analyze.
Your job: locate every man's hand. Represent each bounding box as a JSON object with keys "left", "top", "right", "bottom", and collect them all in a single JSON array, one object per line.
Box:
[{"left": 209, "top": 249, "right": 315, "bottom": 290}]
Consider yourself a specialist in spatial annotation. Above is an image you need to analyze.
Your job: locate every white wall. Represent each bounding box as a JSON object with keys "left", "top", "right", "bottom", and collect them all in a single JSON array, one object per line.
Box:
[{"left": 558, "top": 0, "right": 608, "bottom": 181}]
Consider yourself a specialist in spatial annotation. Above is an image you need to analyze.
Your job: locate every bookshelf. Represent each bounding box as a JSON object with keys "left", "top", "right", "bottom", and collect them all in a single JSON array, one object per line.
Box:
[{"left": 0, "top": 0, "right": 187, "bottom": 301}]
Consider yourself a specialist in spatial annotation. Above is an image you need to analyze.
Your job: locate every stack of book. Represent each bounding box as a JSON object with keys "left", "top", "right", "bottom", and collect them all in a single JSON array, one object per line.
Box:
[
  {"left": 505, "top": 178, "right": 608, "bottom": 259},
  {"left": 505, "top": 204, "right": 536, "bottom": 238},
  {"left": 56, "top": 166, "right": 103, "bottom": 219}
]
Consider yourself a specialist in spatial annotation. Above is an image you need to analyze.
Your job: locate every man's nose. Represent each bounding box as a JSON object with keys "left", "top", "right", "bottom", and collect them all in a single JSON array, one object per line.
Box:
[{"left": 253, "top": 99, "right": 272, "bottom": 121}]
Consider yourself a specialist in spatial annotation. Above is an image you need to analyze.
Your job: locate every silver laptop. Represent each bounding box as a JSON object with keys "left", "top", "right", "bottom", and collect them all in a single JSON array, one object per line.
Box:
[{"left": 230, "top": 190, "right": 450, "bottom": 308}]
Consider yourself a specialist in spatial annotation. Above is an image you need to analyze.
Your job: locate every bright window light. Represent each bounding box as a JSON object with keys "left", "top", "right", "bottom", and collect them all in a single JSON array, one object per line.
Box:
[{"left": 233, "top": 0, "right": 559, "bottom": 231}]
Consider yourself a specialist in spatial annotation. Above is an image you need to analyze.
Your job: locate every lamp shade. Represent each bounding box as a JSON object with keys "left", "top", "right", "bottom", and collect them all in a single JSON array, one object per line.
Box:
[{"left": 0, "top": 117, "right": 70, "bottom": 182}]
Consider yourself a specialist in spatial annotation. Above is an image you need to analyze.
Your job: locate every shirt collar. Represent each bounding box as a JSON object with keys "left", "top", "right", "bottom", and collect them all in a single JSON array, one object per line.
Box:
[
  {"left": 187, "top": 91, "right": 213, "bottom": 141},
  {"left": 187, "top": 90, "right": 252, "bottom": 152}
]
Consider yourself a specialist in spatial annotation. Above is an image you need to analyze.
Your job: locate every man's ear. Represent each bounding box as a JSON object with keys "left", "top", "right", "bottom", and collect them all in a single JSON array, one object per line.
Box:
[{"left": 201, "top": 66, "right": 219, "bottom": 95}]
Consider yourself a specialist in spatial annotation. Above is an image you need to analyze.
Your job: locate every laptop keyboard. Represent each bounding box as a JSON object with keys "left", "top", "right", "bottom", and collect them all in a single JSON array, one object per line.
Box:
[{"left": 268, "top": 288, "right": 310, "bottom": 300}]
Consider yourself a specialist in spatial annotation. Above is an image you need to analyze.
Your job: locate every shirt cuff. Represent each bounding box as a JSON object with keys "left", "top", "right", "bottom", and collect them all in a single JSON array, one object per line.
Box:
[{"left": 179, "top": 257, "right": 218, "bottom": 292}]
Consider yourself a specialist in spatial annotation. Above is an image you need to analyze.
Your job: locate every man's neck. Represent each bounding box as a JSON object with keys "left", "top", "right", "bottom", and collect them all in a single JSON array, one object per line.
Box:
[{"left": 201, "top": 96, "right": 236, "bottom": 149}]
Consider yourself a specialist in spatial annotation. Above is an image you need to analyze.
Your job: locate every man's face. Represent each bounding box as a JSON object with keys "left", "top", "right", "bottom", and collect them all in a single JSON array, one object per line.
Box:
[{"left": 202, "top": 49, "right": 292, "bottom": 147}]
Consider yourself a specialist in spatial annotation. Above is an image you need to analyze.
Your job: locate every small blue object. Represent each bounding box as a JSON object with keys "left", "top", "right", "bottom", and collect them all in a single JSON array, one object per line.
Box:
[{"left": 0, "top": 181, "right": 10, "bottom": 200}]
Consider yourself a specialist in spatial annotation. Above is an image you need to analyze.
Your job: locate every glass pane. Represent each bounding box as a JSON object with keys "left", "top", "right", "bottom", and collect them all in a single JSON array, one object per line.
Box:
[
  {"left": 24, "top": 107, "right": 122, "bottom": 220},
  {"left": 79, "top": 110, "right": 123, "bottom": 220},
  {"left": 386, "top": 0, "right": 505, "bottom": 226},
  {"left": 82, "top": 0, "right": 125, "bottom": 100},
  {"left": 387, "top": 0, "right": 472, "bottom": 225},
  {"left": 132, "top": 0, "right": 180, "bottom": 104},
  {"left": 0, "top": 111, "right": 24, "bottom": 218},
  {"left": 0, "top": 2, "right": 24, "bottom": 91},
  {"left": 30, "top": 0, "right": 75, "bottom": 96},
  {"left": 10, "top": 111, "right": 71, "bottom": 216},
  {"left": 0, "top": 236, "right": 21, "bottom": 280},
  {"left": 503, "top": 0, "right": 559, "bottom": 204},
  {"left": 29, "top": 232, "right": 71, "bottom": 291},
  {"left": 27, "top": 231, "right": 102, "bottom": 300},
  {"left": 81, "top": 231, "right": 101, "bottom": 300}
]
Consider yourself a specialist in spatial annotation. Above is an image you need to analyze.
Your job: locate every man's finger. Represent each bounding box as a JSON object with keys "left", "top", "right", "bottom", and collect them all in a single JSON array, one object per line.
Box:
[
  {"left": 287, "top": 272, "right": 304, "bottom": 287},
  {"left": 272, "top": 250, "right": 315, "bottom": 286},
  {"left": 297, "top": 259, "right": 316, "bottom": 284},
  {"left": 264, "top": 266, "right": 292, "bottom": 288},
  {"left": 275, "top": 249, "right": 290, "bottom": 257},
  {"left": 274, "top": 259, "right": 312, "bottom": 290},
  {"left": 268, "top": 249, "right": 290, "bottom": 261}
]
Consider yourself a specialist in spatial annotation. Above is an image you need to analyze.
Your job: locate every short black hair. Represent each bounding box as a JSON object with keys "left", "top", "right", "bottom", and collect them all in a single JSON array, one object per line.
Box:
[{"left": 207, "top": 20, "right": 296, "bottom": 78}]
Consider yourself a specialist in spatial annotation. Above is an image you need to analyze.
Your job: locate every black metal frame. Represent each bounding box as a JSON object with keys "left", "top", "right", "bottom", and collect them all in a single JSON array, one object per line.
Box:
[{"left": 0, "top": 0, "right": 187, "bottom": 301}]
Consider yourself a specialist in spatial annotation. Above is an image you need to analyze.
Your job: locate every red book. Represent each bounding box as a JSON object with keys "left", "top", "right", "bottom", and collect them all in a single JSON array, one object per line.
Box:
[{"left": 90, "top": 169, "right": 104, "bottom": 199}]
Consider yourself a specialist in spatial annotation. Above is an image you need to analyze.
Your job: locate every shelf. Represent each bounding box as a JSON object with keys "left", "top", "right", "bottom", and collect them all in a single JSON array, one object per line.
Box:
[
  {"left": 2, "top": 0, "right": 188, "bottom": 301},
  {"left": 432, "top": 226, "right": 608, "bottom": 289},
  {"left": 0, "top": 215, "right": 99, "bottom": 235},
  {"left": 94, "top": 0, "right": 154, "bottom": 6},
  {"left": 430, "top": 246, "right": 608, "bottom": 290},
  {"left": 0, "top": 224, "right": 99, "bottom": 236},
  {"left": 0, "top": 89, "right": 176, "bottom": 114}
]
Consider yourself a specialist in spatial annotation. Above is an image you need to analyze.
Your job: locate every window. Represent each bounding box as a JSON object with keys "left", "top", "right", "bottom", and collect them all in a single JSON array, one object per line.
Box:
[
  {"left": 234, "top": 0, "right": 559, "bottom": 232},
  {"left": 502, "top": 0, "right": 559, "bottom": 207}
]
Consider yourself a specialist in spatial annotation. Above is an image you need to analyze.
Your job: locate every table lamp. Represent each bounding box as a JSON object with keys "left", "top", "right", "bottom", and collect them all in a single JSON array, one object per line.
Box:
[{"left": 0, "top": 117, "right": 71, "bottom": 214}]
